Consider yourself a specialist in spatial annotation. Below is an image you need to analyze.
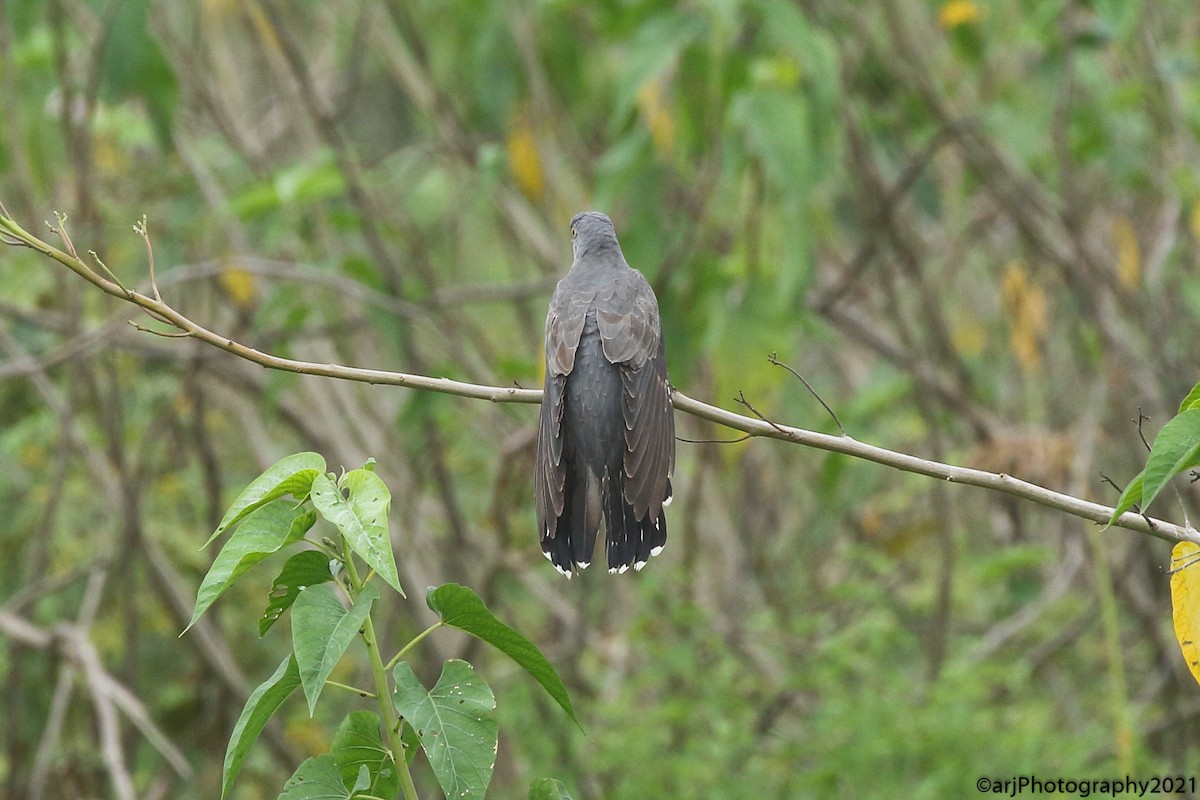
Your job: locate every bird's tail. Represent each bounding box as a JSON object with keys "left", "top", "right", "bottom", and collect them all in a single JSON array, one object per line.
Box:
[
  {"left": 604, "top": 467, "right": 668, "bottom": 573},
  {"left": 541, "top": 462, "right": 602, "bottom": 577}
]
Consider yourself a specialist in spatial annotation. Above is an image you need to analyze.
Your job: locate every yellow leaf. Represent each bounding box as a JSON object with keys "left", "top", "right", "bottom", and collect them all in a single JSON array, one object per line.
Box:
[
  {"left": 506, "top": 110, "right": 544, "bottom": 203},
  {"left": 219, "top": 265, "right": 258, "bottom": 310},
  {"left": 1113, "top": 216, "right": 1140, "bottom": 291},
  {"left": 1000, "top": 261, "right": 1047, "bottom": 373},
  {"left": 19, "top": 443, "right": 46, "bottom": 469},
  {"left": 286, "top": 717, "right": 328, "bottom": 757},
  {"left": 1190, "top": 203, "right": 1200, "bottom": 241},
  {"left": 637, "top": 76, "right": 676, "bottom": 159},
  {"left": 750, "top": 56, "right": 802, "bottom": 90},
  {"left": 951, "top": 319, "right": 987, "bottom": 358},
  {"left": 92, "top": 134, "right": 126, "bottom": 177},
  {"left": 939, "top": 0, "right": 982, "bottom": 29},
  {"left": 1170, "top": 540, "right": 1200, "bottom": 687}
]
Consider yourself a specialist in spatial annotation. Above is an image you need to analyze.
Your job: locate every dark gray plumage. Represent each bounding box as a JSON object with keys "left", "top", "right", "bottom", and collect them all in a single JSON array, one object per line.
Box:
[{"left": 535, "top": 211, "right": 675, "bottom": 577}]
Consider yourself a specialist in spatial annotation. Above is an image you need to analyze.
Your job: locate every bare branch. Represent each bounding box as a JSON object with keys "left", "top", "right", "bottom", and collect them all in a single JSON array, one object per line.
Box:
[
  {"left": 0, "top": 208, "right": 1193, "bottom": 546},
  {"left": 767, "top": 351, "right": 845, "bottom": 436}
]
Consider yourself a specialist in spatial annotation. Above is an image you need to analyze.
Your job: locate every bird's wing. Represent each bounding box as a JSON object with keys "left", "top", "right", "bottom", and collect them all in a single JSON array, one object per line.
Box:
[
  {"left": 545, "top": 283, "right": 592, "bottom": 375},
  {"left": 536, "top": 281, "right": 591, "bottom": 538},
  {"left": 595, "top": 271, "right": 675, "bottom": 520}
]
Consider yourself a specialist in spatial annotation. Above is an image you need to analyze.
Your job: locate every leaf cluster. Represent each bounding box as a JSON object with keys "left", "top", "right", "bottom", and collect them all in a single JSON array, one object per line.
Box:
[{"left": 193, "top": 454, "right": 578, "bottom": 800}]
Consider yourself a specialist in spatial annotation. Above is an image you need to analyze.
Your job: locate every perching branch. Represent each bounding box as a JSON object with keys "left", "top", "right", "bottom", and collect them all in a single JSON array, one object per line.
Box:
[{"left": 1, "top": 211, "right": 1194, "bottom": 546}]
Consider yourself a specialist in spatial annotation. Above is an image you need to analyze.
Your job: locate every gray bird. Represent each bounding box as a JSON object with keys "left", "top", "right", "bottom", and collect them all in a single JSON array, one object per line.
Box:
[{"left": 535, "top": 211, "right": 675, "bottom": 576}]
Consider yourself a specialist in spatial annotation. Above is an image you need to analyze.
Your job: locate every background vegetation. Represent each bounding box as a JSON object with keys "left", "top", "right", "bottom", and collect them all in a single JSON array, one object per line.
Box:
[{"left": 2, "top": 0, "right": 1200, "bottom": 797}]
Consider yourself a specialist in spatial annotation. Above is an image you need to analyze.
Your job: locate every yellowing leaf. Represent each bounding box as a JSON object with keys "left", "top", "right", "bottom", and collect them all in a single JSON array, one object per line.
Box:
[
  {"left": 1113, "top": 216, "right": 1140, "bottom": 291},
  {"left": 507, "top": 111, "right": 544, "bottom": 203},
  {"left": 637, "top": 76, "right": 676, "bottom": 159},
  {"left": 202, "top": 0, "right": 239, "bottom": 18},
  {"left": 219, "top": 265, "right": 258, "bottom": 310},
  {"left": 1000, "top": 261, "right": 1047, "bottom": 374},
  {"left": 939, "top": 0, "right": 982, "bottom": 29},
  {"left": 1190, "top": 202, "right": 1200, "bottom": 241},
  {"left": 19, "top": 443, "right": 46, "bottom": 469},
  {"left": 244, "top": 2, "right": 282, "bottom": 59},
  {"left": 92, "top": 135, "right": 127, "bottom": 177},
  {"left": 1170, "top": 540, "right": 1200, "bottom": 687},
  {"left": 750, "top": 56, "right": 802, "bottom": 90},
  {"left": 951, "top": 319, "right": 987, "bottom": 358}
]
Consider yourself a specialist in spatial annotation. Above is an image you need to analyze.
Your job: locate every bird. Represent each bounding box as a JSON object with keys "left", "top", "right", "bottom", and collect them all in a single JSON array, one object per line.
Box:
[{"left": 534, "top": 211, "right": 675, "bottom": 577}]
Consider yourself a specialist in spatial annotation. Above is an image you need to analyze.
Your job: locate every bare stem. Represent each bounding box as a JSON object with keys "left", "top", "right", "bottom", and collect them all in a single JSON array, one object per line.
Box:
[{"left": 0, "top": 209, "right": 1193, "bottom": 547}]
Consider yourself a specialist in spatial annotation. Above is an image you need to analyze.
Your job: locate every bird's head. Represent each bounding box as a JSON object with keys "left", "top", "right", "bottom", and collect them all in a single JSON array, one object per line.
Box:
[{"left": 569, "top": 211, "right": 623, "bottom": 262}]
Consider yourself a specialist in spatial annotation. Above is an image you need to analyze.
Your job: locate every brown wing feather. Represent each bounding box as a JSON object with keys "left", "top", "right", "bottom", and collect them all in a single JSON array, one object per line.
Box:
[
  {"left": 594, "top": 270, "right": 675, "bottom": 520},
  {"left": 535, "top": 371, "right": 567, "bottom": 538},
  {"left": 620, "top": 340, "right": 674, "bottom": 519},
  {"left": 537, "top": 280, "right": 591, "bottom": 543}
]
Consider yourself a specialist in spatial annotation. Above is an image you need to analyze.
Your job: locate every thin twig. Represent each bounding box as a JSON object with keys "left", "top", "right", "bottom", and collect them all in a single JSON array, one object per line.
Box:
[
  {"left": 1169, "top": 551, "right": 1200, "bottom": 574},
  {"left": 129, "top": 321, "right": 193, "bottom": 338},
  {"left": 1099, "top": 471, "right": 1154, "bottom": 528},
  {"left": 133, "top": 215, "right": 162, "bottom": 302},
  {"left": 676, "top": 434, "right": 752, "bottom": 444},
  {"left": 735, "top": 391, "right": 788, "bottom": 436},
  {"left": 49, "top": 211, "right": 79, "bottom": 259},
  {"left": 767, "top": 352, "right": 846, "bottom": 436},
  {"left": 89, "top": 250, "right": 131, "bottom": 296},
  {"left": 1135, "top": 408, "right": 1191, "bottom": 528},
  {"left": 1136, "top": 408, "right": 1152, "bottom": 451}
]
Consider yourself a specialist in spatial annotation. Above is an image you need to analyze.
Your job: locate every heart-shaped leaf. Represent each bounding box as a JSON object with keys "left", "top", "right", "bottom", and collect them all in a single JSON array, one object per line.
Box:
[{"left": 392, "top": 659, "right": 498, "bottom": 800}]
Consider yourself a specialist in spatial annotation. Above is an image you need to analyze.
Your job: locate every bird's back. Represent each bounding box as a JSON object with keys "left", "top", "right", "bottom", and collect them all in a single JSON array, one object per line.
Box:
[{"left": 536, "top": 212, "right": 674, "bottom": 575}]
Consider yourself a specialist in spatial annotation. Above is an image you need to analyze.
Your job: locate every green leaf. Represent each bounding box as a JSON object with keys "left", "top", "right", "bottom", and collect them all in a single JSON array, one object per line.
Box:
[
  {"left": 350, "top": 765, "right": 371, "bottom": 794},
  {"left": 278, "top": 754, "right": 350, "bottom": 800},
  {"left": 293, "top": 583, "right": 380, "bottom": 715},
  {"left": 1141, "top": 409, "right": 1200, "bottom": 513},
  {"left": 204, "top": 452, "right": 326, "bottom": 548},
  {"left": 730, "top": 87, "right": 814, "bottom": 199},
  {"left": 310, "top": 471, "right": 403, "bottom": 596},
  {"left": 1180, "top": 381, "right": 1200, "bottom": 413},
  {"left": 331, "top": 711, "right": 400, "bottom": 800},
  {"left": 276, "top": 155, "right": 346, "bottom": 207},
  {"left": 221, "top": 653, "right": 301, "bottom": 800},
  {"left": 100, "top": 0, "right": 178, "bottom": 148},
  {"left": 1106, "top": 470, "right": 1144, "bottom": 528},
  {"left": 186, "top": 502, "right": 315, "bottom": 632},
  {"left": 613, "top": 12, "right": 706, "bottom": 121},
  {"left": 427, "top": 584, "right": 581, "bottom": 729},
  {"left": 529, "top": 777, "right": 576, "bottom": 800},
  {"left": 392, "top": 659, "right": 498, "bottom": 800},
  {"left": 399, "top": 720, "right": 420, "bottom": 764},
  {"left": 261, "top": 550, "right": 335, "bottom": 636}
]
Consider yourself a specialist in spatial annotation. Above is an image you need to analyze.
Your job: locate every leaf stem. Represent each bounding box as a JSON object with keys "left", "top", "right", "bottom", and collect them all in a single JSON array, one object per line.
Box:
[
  {"left": 341, "top": 539, "right": 420, "bottom": 800},
  {"left": 323, "top": 680, "right": 375, "bottom": 699},
  {"left": 385, "top": 623, "right": 442, "bottom": 672}
]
